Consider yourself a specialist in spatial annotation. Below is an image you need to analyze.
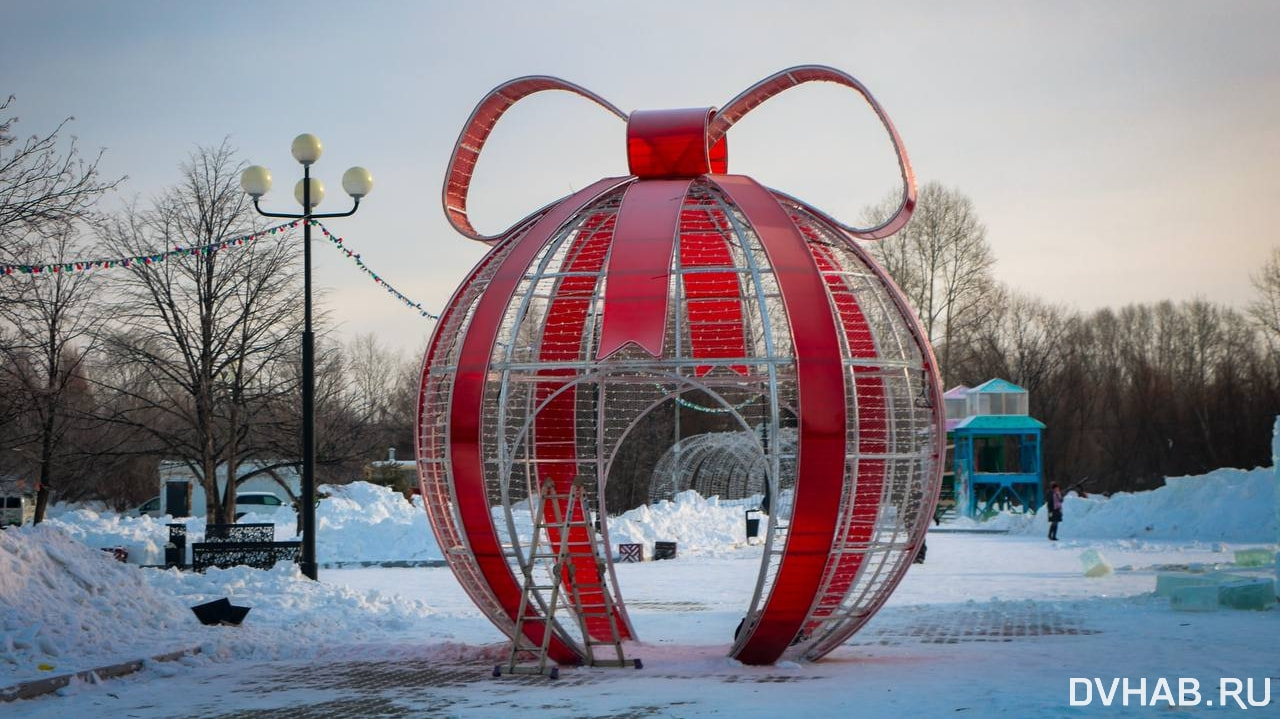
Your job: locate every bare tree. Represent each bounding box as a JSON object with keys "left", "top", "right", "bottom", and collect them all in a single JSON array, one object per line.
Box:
[
  {"left": 960, "top": 292, "right": 1075, "bottom": 398},
  {"left": 0, "top": 226, "right": 107, "bottom": 523},
  {"left": 345, "top": 332, "right": 403, "bottom": 427},
  {"left": 0, "top": 327, "right": 23, "bottom": 437},
  {"left": 0, "top": 96, "right": 122, "bottom": 261},
  {"left": 864, "top": 182, "right": 998, "bottom": 385},
  {"left": 98, "top": 141, "right": 303, "bottom": 524},
  {"left": 0, "top": 95, "right": 121, "bottom": 515},
  {"left": 1248, "top": 246, "right": 1280, "bottom": 349}
]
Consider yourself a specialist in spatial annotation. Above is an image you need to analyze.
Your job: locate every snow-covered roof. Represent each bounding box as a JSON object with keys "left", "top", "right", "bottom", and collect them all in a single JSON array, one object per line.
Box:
[{"left": 370, "top": 460, "right": 416, "bottom": 469}]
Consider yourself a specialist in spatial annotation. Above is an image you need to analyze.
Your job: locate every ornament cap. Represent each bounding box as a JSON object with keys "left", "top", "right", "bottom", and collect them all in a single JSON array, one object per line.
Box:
[{"left": 626, "top": 107, "right": 727, "bottom": 178}]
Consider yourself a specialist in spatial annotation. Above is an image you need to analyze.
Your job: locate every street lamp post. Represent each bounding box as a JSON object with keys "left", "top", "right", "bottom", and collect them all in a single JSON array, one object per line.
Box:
[{"left": 241, "top": 134, "right": 372, "bottom": 581}]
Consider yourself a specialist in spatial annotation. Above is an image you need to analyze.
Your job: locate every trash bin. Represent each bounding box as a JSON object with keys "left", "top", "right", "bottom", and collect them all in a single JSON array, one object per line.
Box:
[
  {"left": 744, "top": 509, "right": 761, "bottom": 540},
  {"left": 166, "top": 523, "right": 187, "bottom": 568}
]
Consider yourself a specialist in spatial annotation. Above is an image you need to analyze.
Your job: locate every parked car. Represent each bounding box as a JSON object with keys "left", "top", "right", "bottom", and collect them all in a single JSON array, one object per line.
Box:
[
  {"left": 134, "top": 496, "right": 163, "bottom": 518},
  {"left": 233, "top": 491, "right": 286, "bottom": 520},
  {"left": 132, "top": 491, "right": 286, "bottom": 520}
]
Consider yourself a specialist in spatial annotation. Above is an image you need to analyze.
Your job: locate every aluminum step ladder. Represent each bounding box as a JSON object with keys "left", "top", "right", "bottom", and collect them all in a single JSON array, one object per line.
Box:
[{"left": 498, "top": 478, "right": 637, "bottom": 678}]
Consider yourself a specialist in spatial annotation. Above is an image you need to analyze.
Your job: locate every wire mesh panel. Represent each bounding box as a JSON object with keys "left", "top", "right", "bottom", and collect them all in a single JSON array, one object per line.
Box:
[{"left": 417, "top": 67, "right": 942, "bottom": 667}]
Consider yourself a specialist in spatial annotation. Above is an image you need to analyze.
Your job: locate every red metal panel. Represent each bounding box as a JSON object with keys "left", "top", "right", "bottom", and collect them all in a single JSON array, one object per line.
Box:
[
  {"left": 443, "top": 77, "right": 628, "bottom": 243},
  {"left": 417, "top": 233, "right": 510, "bottom": 624},
  {"left": 781, "top": 197, "right": 946, "bottom": 660},
  {"left": 532, "top": 211, "right": 635, "bottom": 642},
  {"left": 448, "top": 177, "right": 632, "bottom": 665},
  {"left": 627, "top": 108, "right": 726, "bottom": 178},
  {"left": 708, "top": 65, "right": 916, "bottom": 240},
  {"left": 801, "top": 239, "right": 887, "bottom": 633},
  {"left": 678, "top": 209, "right": 748, "bottom": 376},
  {"left": 711, "top": 175, "right": 848, "bottom": 666},
  {"left": 596, "top": 180, "right": 693, "bottom": 360}
]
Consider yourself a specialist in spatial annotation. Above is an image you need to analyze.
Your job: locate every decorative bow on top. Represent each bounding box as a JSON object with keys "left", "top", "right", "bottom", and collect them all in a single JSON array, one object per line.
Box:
[{"left": 440, "top": 65, "right": 918, "bottom": 361}]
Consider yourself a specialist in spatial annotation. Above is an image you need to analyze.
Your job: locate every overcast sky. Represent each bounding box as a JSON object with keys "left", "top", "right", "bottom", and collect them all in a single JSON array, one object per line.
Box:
[{"left": 4, "top": 1, "right": 1278, "bottom": 355}]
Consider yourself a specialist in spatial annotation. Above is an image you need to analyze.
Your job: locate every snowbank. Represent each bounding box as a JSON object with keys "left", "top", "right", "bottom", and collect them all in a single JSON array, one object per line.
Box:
[
  {"left": 40, "top": 510, "right": 183, "bottom": 567},
  {"left": 1009, "top": 466, "right": 1276, "bottom": 542},
  {"left": 0, "top": 524, "right": 197, "bottom": 680},
  {"left": 607, "top": 490, "right": 758, "bottom": 556},
  {"left": 316, "top": 482, "right": 441, "bottom": 563},
  {"left": 35, "top": 483, "right": 440, "bottom": 566},
  {"left": 3, "top": 458, "right": 1275, "bottom": 688},
  {"left": 29, "top": 455, "right": 1280, "bottom": 571},
  {"left": 0, "top": 523, "right": 440, "bottom": 684},
  {"left": 33, "top": 483, "right": 763, "bottom": 566}
]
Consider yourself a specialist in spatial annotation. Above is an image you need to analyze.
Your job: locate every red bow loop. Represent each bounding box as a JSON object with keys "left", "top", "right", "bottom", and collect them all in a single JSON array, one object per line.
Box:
[
  {"left": 710, "top": 65, "right": 917, "bottom": 240},
  {"left": 444, "top": 67, "right": 915, "bottom": 245},
  {"left": 442, "top": 76, "right": 628, "bottom": 244}
]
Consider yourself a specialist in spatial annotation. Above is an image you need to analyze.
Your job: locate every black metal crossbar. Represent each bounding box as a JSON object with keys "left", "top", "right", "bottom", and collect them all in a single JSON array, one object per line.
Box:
[{"left": 191, "top": 541, "right": 302, "bottom": 572}]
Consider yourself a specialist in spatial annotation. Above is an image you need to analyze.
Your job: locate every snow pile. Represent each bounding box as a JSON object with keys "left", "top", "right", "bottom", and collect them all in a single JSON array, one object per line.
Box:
[
  {"left": 0, "top": 523, "right": 441, "bottom": 684},
  {"left": 34, "top": 483, "right": 441, "bottom": 566},
  {"left": 1013, "top": 466, "right": 1275, "bottom": 542},
  {"left": 316, "top": 482, "right": 441, "bottom": 563},
  {"left": 943, "top": 511, "right": 1036, "bottom": 533},
  {"left": 0, "top": 524, "right": 197, "bottom": 680},
  {"left": 40, "top": 509, "right": 181, "bottom": 567},
  {"left": 142, "top": 561, "right": 439, "bottom": 660},
  {"left": 40, "top": 509, "right": 296, "bottom": 567},
  {"left": 607, "top": 490, "right": 757, "bottom": 556}
]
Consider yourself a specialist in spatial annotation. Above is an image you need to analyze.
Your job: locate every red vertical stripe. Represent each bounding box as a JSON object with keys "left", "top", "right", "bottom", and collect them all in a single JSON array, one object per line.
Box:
[
  {"left": 534, "top": 210, "right": 634, "bottom": 642},
  {"left": 801, "top": 239, "right": 887, "bottom": 632},
  {"left": 679, "top": 205, "right": 749, "bottom": 376},
  {"left": 447, "top": 178, "right": 631, "bottom": 665},
  {"left": 711, "top": 176, "right": 849, "bottom": 666}
]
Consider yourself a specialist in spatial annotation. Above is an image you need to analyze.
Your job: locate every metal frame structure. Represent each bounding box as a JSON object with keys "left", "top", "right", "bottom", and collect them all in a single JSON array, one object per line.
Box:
[{"left": 417, "top": 66, "right": 944, "bottom": 667}]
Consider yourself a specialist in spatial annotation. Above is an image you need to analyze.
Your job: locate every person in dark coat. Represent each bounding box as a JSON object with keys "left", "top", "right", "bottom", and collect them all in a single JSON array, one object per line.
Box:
[{"left": 1047, "top": 482, "right": 1064, "bottom": 541}]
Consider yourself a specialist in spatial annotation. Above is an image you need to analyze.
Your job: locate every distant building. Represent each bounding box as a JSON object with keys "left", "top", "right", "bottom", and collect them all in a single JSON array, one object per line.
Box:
[
  {"left": 155, "top": 460, "right": 301, "bottom": 517},
  {"left": 944, "top": 379, "right": 1045, "bottom": 518},
  {"left": 365, "top": 447, "right": 418, "bottom": 498}
]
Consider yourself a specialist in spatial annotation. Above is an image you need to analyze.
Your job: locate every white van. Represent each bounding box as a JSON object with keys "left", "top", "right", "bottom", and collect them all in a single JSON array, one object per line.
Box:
[
  {"left": 1, "top": 494, "right": 36, "bottom": 527},
  {"left": 231, "top": 491, "right": 287, "bottom": 520},
  {"left": 133, "top": 491, "right": 287, "bottom": 521}
]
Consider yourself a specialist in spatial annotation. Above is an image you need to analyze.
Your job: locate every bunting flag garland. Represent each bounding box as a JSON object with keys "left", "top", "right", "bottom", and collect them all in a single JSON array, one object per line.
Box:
[
  {"left": 312, "top": 220, "right": 440, "bottom": 320},
  {"left": 0, "top": 219, "right": 439, "bottom": 321},
  {"left": 0, "top": 221, "right": 301, "bottom": 277}
]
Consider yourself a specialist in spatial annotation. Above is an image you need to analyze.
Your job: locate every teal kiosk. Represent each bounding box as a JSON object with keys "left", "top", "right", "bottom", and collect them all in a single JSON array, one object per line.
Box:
[{"left": 945, "top": 379, "right": 1045, "bottom": 518}]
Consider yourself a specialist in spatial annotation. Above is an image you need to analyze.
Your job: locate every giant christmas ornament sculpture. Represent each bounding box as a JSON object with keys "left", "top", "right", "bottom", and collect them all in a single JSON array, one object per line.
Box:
[{"left": 417, "top": 66, "right": 943, "bottom": 667}]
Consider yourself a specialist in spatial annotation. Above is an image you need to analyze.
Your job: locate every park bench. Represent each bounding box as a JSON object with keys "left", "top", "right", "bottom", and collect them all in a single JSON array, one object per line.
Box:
[{"left": 191, "top": 523, "right": 300, "bottom": 572}]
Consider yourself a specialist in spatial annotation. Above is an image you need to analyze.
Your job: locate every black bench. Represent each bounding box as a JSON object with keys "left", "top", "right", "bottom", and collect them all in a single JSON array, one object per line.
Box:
[
  {"left": 191, "top": 523, "right": 299, "bottom": 572},
  {"left": 191, "top": 540, "right": 302, "bottom": 572}
]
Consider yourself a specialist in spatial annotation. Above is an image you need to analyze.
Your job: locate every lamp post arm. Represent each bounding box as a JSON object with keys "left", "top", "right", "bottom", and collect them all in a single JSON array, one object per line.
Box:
[
  {"left": 250, "top": 198, "right": 360, "bottom": 221},
  {"left": 251, "top": 199, "right": 305, "bottom": 220},
  {"left": 310, "top": 198, "right": 362, "bottom": 219}
]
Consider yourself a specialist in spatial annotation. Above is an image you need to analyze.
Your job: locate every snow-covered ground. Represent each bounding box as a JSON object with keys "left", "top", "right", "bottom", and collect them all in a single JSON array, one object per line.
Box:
[{"left": 2, "top": 458, "right": 1277, "bottom": 717}]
